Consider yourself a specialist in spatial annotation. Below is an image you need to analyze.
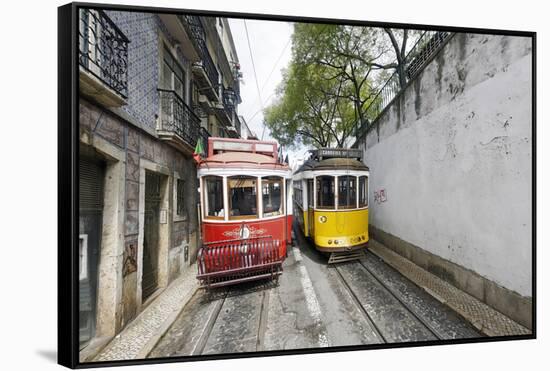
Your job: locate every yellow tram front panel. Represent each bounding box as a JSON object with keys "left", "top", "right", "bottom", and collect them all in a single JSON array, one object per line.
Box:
[
  {"left": 302, "top": 209, "right": 308, "bottom": 236},
  {"left": 313, "top": 208, "right": 369, "bottom": 251}
]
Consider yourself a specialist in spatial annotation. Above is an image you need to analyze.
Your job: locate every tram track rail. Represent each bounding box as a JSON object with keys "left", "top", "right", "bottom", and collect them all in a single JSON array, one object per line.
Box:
[
  {"left": 191, "top": 284, "right": 273, "bottom": 355},
  {"left": 256, "top": 290, "right": 270, "bottom": 351},
  {"left": 332, "top": 254, "right": 445, "bottom": 343},
  {"left": 332, "top": 264, "right": 387, "bottom": 343},
  {"left": 358, "top": 253, "right": 445, "bottom": 340},
  {"left": 191, "top": 292, "right": 227, "bottom": 355}
]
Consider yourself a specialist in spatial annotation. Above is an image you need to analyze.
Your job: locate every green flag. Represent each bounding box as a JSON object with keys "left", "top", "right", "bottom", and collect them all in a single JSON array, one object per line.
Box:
[{"left": 193, "top": 137, "right": 204, "bottom": 163}]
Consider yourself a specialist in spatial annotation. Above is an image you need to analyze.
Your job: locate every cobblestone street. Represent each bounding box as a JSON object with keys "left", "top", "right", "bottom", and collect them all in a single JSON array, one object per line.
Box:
[{"left": 147, "top": 225, "right": 483, "bottom": 359}]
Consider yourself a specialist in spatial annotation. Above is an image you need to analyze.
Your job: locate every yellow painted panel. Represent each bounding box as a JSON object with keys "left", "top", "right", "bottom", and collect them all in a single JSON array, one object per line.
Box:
[
  {"left": 303, "top": 210, "right": 309, "bottom": 237},
  {"left": 313, "top": 209, "right": 369, "bottom": 248}
]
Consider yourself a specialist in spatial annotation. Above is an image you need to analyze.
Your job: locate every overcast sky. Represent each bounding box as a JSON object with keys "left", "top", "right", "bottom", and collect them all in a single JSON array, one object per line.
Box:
[{"left": 228, "top": 18, "right": 308, "bottom": 167}]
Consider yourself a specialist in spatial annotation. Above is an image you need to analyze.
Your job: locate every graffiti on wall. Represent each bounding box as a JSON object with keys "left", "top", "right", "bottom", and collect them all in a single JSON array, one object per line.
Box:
[{"left": 374, "top": 189, "right": 387, "bottom": 204}]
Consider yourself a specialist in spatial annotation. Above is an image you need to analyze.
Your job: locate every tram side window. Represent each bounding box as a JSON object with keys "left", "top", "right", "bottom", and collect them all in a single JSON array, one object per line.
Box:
[
  {"left": 293, "top": 180, "right": 303, "bottom": 208},
  {"left": 204, "top": 176, "right": 224, "bottom": 218},
  {"left": 359, "top": 176, "right": 368, "bottom": 207},
  {"left": 338, "top": 176, "right": 357, "bottom": 209},
  {"left": 262, "top": 176, "right": 283, "bottom": 217},
  {"left": 307, "top": 179, "right": 314, "bottom": 207},
  {"left": 228, "top": 176, "right": 258, "bottom": 219},
  {"left": 316, "top": 176, "right": 335, "bottom": 209}
]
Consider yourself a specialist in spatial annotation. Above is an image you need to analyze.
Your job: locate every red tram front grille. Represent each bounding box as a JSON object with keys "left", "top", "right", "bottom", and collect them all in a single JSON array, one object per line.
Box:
[{"left": 197, "top": 236, "right": 283, "bottom": 288}]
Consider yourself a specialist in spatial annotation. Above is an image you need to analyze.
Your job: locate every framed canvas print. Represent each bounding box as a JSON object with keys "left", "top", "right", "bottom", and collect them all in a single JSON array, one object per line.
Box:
[{"left": 58, "top": 2, "right": 536, "bottom": 368}]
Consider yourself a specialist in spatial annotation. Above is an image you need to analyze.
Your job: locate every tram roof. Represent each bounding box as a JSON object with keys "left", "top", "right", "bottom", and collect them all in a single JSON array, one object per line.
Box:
[
  {"left": 198, "top": 137, "right": 290, "bottom": 170},
  {"left": 294, "top": 157, "right": 369, "bottom": 174},
  {"left": 198, "top": 152, "right": 290, "bottom": 170}
]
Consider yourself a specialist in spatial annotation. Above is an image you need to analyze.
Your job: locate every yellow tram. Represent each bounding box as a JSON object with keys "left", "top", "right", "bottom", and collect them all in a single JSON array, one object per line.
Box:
[{"left": 293, "top": 148, "right": 369, "bottom": 262}]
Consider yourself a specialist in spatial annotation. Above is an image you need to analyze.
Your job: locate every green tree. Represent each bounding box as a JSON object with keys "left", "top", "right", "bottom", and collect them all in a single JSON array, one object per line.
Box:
[
  {"left": 265, "top": 24, "right": 392, "bottom": 148},
  {"left": 264, "top": 56, "right": 356, "bottom": 148}
]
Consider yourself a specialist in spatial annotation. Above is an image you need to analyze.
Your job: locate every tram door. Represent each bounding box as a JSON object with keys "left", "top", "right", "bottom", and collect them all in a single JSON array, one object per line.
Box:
[
  {"left": 142, "top": 171, "right": 161, "bottom": 301},
  {"left": 307, "top": 179, "right": 314, "bottom": 237},
  {"left": 79, "top": 156, "right": 105, "bottom": 347}
]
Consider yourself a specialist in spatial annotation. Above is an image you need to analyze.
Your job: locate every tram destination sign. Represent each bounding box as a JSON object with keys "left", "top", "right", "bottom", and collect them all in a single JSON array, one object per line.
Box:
[{"left": 314, "top": 148, "right": 363, "bottom": 160}]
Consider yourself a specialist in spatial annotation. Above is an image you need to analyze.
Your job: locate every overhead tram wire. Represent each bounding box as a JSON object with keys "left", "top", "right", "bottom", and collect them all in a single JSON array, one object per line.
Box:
[
  {"left": 243, "top": 19, "right": 267, "bottom": 140},
  {"left": 246, "top": 91, "right": 276, "bottom": 124},
  {"left": 244, "top": 36, "right": 291, "bottom": 127},
  {"left": 260, "top": 37, "right": 291, "bottom": 95},
  {"left": 244, "top": 37, "right": 291, "bottom": 123},
  {"left": 244, "top": 24, "right": 329, "bottom": 141}
]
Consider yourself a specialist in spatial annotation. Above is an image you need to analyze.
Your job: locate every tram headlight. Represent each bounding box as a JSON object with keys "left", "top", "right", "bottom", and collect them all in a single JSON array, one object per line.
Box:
[{"left": 319, "top": 215, "right": 327, "bottom": 223}]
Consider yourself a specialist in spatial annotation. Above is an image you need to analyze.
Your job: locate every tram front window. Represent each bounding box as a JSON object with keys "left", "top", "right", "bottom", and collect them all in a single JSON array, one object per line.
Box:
[
  {"left": 359, "top": 175, "right": 368, "bottom": 207},
  {"left": 204, "top": 176, "right": 224, "bottom": 218},
  {"left": 262, "top": 176, "right": 283, "bottom": 217},
  {"left": 228, "top": 176, "right": 258, "bottom": 219},
  {"left": 338, "top": 176, "right": 357, "bottom": 209},
  {"left": 316, "top": 176, "right": 335, "bottom": 209}
]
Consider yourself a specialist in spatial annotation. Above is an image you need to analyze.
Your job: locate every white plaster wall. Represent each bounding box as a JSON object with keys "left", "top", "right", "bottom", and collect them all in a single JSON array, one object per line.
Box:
[{"left": 362, "top": 34, "right": 532, "bottom": 296}]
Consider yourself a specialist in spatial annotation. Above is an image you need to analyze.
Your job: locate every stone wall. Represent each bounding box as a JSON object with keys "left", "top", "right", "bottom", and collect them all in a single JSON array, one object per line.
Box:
[
  {"left": 77, "top": 11, "right": 212, "bottom": 356},
  {"left": 356, "top": 33, "right": 532, "bottom": 327},
  {"left": 80, "top": 97, "right": 199, "bottom": 332},
  {"left": 104, "top": 11, "right": 192, "bottom": 133}
]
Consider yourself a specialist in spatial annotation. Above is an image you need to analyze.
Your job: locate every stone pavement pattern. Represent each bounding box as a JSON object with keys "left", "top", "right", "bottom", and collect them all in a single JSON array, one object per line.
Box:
[
  {"left": 90, "top": 237, "right": 529, "bottom": 363},
  {"left": 93, "top": 265, "right": 199, "bottom": 361},
  {"left": 368, "top": 240, "right": 531, "bottom": 336},
  {"left": 148, "top": 236, "right": 482, "bottom": 358}
]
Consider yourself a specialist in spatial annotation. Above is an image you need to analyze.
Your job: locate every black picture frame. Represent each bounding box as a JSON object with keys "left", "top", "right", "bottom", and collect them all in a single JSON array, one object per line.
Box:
[{"left": 58, "top": 2, "right": 536, "bottom": 368}]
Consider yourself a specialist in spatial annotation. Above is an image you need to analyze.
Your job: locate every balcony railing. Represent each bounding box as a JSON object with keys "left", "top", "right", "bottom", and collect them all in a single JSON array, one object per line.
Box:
[
  {"left": 222, "top": 87, "right": 237, "bottom": 118},
  {"left": 180, "top": 15, "right": 220, "bottom": 91},
  {"left": 79, "top": 9, "right": 129, "bottom": 98},
  {"left": 199, "top": 127, "right": 211, "bottom": 155},
  {"left": 158, "top": 89, "right": 202, "bottom": 148},
  {"left": 234, "top": 79, "right": 241, "bottom": 103},
  {"left": 356, "top": 31, "right": 452, "bottom": 137},
  {"left": 406, "top": 31, "right": 450, "bottom": 79}
]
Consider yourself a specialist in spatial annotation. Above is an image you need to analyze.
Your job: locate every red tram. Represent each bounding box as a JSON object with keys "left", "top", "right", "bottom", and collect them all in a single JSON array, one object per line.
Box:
[{"left": 196, "top": 137, "right": 293, "bottom": 288}]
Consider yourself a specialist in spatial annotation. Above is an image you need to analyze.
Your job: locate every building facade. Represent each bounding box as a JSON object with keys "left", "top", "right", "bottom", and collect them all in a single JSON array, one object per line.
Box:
[{"left": 77, "top": 9, "right": 244, "bottom": 357}]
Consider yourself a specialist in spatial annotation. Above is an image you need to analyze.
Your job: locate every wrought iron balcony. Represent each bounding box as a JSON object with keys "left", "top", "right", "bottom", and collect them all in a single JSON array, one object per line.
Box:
[
  {"left": 233, "top": 79, "right": 241, "bottom": 103},
  {"left": 79, "top": 9, "right": 129, "bottom": 105},
  {"left": 213, "top": 87, "right": 236, "bottom": 127},
  {"left": 158, "top": 89, "right": 202, "bottom": 154},
  {"left": 181, "top": 15, "right": 220, "bottom": 100},
  {"left": 223, "top": 87, "right": 237, "bottom": 111}
]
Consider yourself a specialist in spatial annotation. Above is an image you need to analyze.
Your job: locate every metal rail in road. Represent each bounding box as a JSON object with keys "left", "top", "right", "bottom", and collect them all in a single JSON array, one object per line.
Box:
[
  {"left": 149, "top": 232, "right": 480, "bottom": 358},
  {"left": 358, "top": 254, "right": 445, "bottom": 340},
  {"left": 190, "top": 292, "right": 227, "bottom": 355},
  {"left": 332, "top": 264, "right": 387, "bottom": 343},
  {"left": 332, "top": 254, "right": 445, "bottom": 343}
]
